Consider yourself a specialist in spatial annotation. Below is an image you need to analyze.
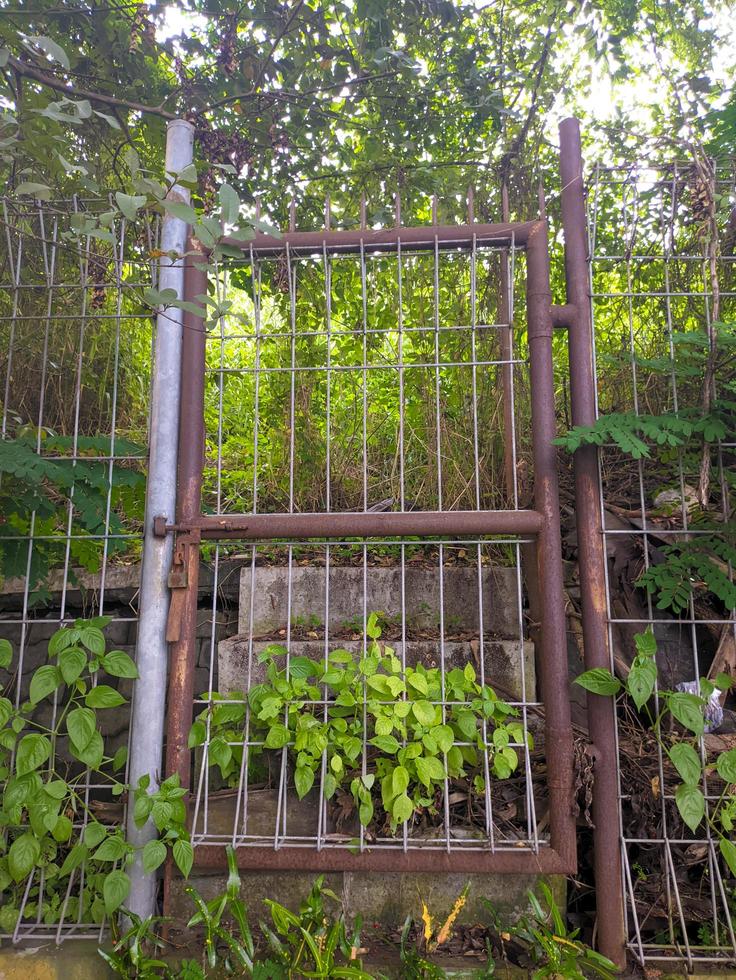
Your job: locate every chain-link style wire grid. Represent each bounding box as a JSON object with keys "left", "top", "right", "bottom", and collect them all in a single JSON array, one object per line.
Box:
[
  {"left": 0, "top": 199, "right": 157, "bottom": 940},
  {"left": 588, "top": 162, "right": 736, "bottom": 967},
  {"left": 185, "top": 224, "right": 562, "bottom": 862}
]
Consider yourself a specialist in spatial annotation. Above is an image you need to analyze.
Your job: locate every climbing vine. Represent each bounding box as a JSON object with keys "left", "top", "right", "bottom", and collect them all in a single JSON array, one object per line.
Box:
[
  {"left": 0, "top": 619, "right": 192, "bottom": 933},
  {"left": 576, "top": 630, "right": 736, "bottom": 876},
  {"left": 191, "top": 613, "right": 528, "bottom": 832}
]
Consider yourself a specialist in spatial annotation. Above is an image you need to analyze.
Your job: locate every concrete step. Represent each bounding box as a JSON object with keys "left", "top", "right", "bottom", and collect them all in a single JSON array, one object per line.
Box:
[{"left": 218, "top": 636, "right": 535, "bottom": 702}]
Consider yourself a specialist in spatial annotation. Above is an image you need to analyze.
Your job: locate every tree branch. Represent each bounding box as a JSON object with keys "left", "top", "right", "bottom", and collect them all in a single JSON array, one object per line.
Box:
[
  {"left": 253, "top": 0, "right": 306, "bottom": 92},
  {"left": 7, "top": 55, "right": 176, "bottom": 120}
]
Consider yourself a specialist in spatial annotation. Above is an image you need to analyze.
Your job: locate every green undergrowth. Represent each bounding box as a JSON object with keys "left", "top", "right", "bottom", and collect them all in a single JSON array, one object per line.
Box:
[
  {"left": 99, "top": 854, "right": 616, "bottom": 979},
  {"left": 190, "top": 612, "right": 527, "bottom": 835}
]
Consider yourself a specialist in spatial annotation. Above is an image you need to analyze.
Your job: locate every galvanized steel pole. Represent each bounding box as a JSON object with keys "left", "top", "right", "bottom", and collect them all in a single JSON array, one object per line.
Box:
[
  {"left": 559, "top": 116, "right": 626, "bottom": 969},
  {"left": 126, "top": 118, "right": 194, "bottom": 920}
]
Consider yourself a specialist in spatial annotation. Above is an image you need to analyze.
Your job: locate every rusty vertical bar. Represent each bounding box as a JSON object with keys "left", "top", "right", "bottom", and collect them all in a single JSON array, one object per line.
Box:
[
  {"left": 559, "top": 116, "right": 626, "bottom": 969},
  {"left": 165, "top": 239, "right": 207, "bottom": 789},
  {"left": 499, "top": 181, "right": 516, "bottom": 501},
  {"left": 525, "top": 220, "right": 576, "bottom": 870}
]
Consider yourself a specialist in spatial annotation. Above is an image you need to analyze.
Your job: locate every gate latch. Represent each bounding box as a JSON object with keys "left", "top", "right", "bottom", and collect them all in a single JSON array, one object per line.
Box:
[
  {"left": 165, "top": 529, "right": 201, "bottom": 644},
  {"left": 168, "top": 535, "right": 191, "bottom": 589}
]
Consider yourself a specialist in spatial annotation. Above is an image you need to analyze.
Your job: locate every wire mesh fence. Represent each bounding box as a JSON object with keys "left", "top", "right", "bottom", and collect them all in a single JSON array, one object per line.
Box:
[
  {"left": 185, "top": 230, "right": 567, "bottom": 865},
  {"left": 202, "top": 234, "right": 525, "bottom": 516},
  {"left": 588, "top": 161, "right": 736, "bottom": 968},
  {"left": 2, "top": 145, "right": 733, "bottom": 964},
  {"left": 0, "top": 199, "right": 157, "bottom": 940}
]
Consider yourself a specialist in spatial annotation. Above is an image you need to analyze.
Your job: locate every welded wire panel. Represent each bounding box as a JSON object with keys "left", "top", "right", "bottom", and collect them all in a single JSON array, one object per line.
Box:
[
  {"left": 202, "top": 239, "right": 525, "bottom": 516},
  {"left": 589, "top": 163, "right": 736, "bottom": 966},
  {"left": 186, "top": 233, "right": 556, "bottom": 860},
  {"left": 0, "top": 200, "right": 156, "bottom": 940},
  {"left": 189, "top": 539, "right": 547, "bottom": 857}
]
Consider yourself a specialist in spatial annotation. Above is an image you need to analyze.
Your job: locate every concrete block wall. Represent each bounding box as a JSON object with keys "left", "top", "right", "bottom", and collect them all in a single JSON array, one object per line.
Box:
[{"left": 0, "top": 565, "right": 241, "bottom": 768}]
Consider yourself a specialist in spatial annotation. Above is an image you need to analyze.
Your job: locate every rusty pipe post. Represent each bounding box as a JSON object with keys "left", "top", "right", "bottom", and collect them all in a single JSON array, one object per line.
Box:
[
  {"left": 498, "top": 181, "right": 516, "bottom": 503},
  {"left": 525, "top": 220, "right": 577, "bottom": 873},
  {"left": 164, "top": 240, "right": 207, "bottom": 790},
  {"left": 559, "top": 117, "right": 626, "bottom": 969}
]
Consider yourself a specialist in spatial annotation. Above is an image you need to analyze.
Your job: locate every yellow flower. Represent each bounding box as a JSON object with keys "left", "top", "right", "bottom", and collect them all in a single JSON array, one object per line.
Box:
[
  {"left": 435, "top": 886, "right": 468, "bottom": 947},
  {"left": 421, "top": 901, "right": 433, "bottom": 943}
]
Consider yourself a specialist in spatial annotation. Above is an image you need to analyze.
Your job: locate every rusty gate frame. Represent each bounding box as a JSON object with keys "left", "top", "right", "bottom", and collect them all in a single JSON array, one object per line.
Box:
[{"left": 155, "top": 119, "right": 626, "bottom": 967}]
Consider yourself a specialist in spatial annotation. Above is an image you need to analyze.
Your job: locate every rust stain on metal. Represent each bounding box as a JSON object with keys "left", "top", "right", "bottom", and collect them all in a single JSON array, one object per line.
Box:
[
  {"left": 165, "top": 509, "right": 544, "bottom": 540},
  {"left": 559, "top": 116, "right": 626, "bottom": 969},
  {"left": 164, "top": 236, "right": 208, "bottom": 793},
  {"left": 525, "top": 219, "right": 577, "bottom": 874},
  {"left": 222, "top": 219, "right": 537, "bottom": 258},
  {"left": 191, "top": 842, "right": 575, "bottom": 875}
]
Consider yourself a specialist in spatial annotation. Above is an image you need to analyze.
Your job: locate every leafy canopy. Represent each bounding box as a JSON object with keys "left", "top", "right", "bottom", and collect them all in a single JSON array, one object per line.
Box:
[{"left": 1, "top": 0, "right": 734, "bottom": 211}]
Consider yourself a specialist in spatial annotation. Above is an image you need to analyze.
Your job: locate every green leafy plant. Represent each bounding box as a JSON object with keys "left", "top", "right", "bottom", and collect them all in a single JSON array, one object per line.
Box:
[
  {"left": 99, "top": 866, "right": 371, "bottom": 979},
  {"left": 99, "top": 908, "right": 174, "bottom": 978},
  {"left": 556, "top": 322, "right": 735, "bottom": 620},
  {"left": 185, "top": 845, "right": 254, "bottom": 975},
  {"left": 575, "top": 629, "right": 736, "bottom": 874},
  {"left": 556, "top": 321, "right": 735, "bottom": 465},
  {"left": 258, "top": 874, "right": 372, "bottom": 979},
  {"left": 553, "top": 409, "right": 726, "bottom": 460},
  {"left": 98, "top": 850, "right": 249, "bottom": 978},
  {"left": 495, "top": 883, "right": 617, "bottom": 979},
  {"left": 190, "top": 613, "right": 528, "bottom": 832},
  {"left": 0, "top": 618, "right": 193, "bottom": 934},
  {"left": 133, "top": 772, "right": 193, "bottom": 879},
  {"left": 0, "top": 432, "right": 145, "bottom": 599},
  {"left": 637, "top": 532, "right": 736, "bottom": 614}
]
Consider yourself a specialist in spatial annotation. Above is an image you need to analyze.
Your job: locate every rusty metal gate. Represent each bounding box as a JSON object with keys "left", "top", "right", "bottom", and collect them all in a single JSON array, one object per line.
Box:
[{"left": 157, "top": 121, "right": 625, "bottom": 966}]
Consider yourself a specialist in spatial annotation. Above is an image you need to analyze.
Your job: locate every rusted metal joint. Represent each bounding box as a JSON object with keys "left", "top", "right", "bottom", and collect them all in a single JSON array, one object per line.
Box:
[
  {"left": 551, "top": 303, "right": 576, "bottom": 329},
  {"left": 152, "top": 514, "right": 169, "bottom": 538},
  {"left": 165, "top": 528, "right": 201, "bottom": 644},
  {"left": 167, "top": 528, "right": 201, "bottom": 590}
]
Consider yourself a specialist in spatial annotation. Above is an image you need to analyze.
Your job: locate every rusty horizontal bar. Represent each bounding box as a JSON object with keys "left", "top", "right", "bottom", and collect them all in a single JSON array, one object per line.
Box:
[
  {"left": 551, "top": 303, "right": 575, "bottom": 328},
  {"left": 191, "top": 843, "right": 575, "bottom": 875},
  {"left": 222, "top": 220, "right": 538, "bottom": 258},
  {"left": 162, "top": 509, "right": 543, "bottom": 540}
]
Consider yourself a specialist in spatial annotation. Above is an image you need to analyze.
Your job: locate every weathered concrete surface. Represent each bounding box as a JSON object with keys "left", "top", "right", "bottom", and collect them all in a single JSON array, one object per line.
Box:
[
  {"left": 218, "top": 636, "right": 534, "bottom": 701},
  {"left": 191, "top": 788, "right": 323, "bottom": 838},
  {"left": 168, "top": 865, "right": 565, "bottom": 934},
  {"left": 0, "top": 941, "right": 114, "bottom": 978},
  {"left": 361, "top": 955, "right": 528, "bottom": 978},
  {"left": 182, "top": 791, "right": 561, "bottom": 936},
  {"left": 0, "top": 559, "right": 246, "bottom": 612},
  {"left": 0, "top": 941, "right": 731, "bottom": 978},
  {"left": 238, "top": 565, "right": 522, "bottom": 638}
]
